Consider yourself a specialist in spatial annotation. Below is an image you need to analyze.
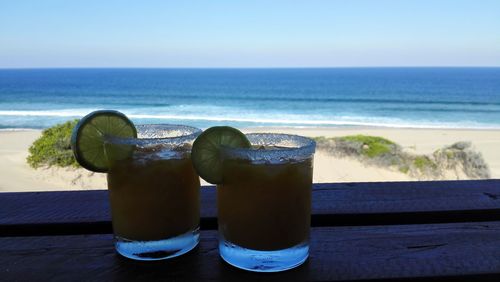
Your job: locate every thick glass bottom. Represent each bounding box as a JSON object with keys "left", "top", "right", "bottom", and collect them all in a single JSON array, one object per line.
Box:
[
  {"left": 219, "top": 239, "right": 309, "bottom": 272},
  {"left": 115, "top": 228, "right": 199, "bottom": 261}
]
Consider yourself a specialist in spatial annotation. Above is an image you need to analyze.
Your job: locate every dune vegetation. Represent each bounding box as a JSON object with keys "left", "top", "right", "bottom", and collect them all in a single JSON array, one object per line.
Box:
[
  {"left": 27, "top": 121, "right": 491, "bottom": 181},
  {"left": 27, "top": 119, "right": 79, "bottom": 168},
  {"left": 314, "top": 135, "right": 490, "bottom": 180}
]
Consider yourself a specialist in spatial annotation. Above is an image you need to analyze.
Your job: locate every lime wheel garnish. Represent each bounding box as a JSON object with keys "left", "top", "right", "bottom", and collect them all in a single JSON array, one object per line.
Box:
[
  {"left": 71, "top": 110, "right": 137, "bottom": 173},
  {"left": 191, "top": 126, "right": 250, "bottom": 184}
]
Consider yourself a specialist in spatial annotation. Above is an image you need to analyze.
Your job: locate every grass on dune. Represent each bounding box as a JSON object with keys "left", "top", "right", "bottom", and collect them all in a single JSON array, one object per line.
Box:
[
  {"left": 25, "top": 121, "right": 490, "bottom": 181},
  {"left": 339, "top": 135, "right": 395, "bottom": 158},
  {"left": 314, "top": 135, "right": 489, "bottom": 179}
]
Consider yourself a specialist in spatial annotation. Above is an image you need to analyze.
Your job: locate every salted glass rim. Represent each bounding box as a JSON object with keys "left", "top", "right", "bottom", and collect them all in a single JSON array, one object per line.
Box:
[
  {"left": 222, "top": 133, "right": 316, "bottom": 161},
  {"left": 105, "top": 124, "right": 202, "bottom": 147}
]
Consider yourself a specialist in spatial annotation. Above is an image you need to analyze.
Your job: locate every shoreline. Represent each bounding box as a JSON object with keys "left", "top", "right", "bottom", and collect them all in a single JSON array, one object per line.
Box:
[
  {"left": 1, "top": 127, "right": 499, "bottom": 192},
  {"left": 3, "top": 124, "right": 500, "bottom": 132}
]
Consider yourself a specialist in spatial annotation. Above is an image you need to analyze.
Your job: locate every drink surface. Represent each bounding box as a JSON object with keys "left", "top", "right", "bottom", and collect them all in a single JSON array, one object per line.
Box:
[
  {"left": 107, "top": 148, "right": 200, "bottom": 241},
  {"left": 217, "top": 156, "right": 313, "bottom": 251}
]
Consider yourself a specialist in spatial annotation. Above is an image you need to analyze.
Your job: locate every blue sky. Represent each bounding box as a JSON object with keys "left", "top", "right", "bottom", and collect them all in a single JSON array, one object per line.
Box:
[{"left": 1, "top": 0, "right": 499, "bottom": 68}]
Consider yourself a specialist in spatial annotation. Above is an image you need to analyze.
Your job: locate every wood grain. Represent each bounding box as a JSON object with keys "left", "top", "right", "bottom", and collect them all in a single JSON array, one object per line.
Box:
[
  {"left": 1, "top": 180, "right": 500, "bottom": 236},
  {"left": 1, "top": 222, "right": 500, "bottom": 281}
]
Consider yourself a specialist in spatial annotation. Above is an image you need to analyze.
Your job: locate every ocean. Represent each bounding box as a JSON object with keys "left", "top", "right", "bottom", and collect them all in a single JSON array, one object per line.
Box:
[{"left": 0, "top": 68, "right": 499, "bottom": 130}]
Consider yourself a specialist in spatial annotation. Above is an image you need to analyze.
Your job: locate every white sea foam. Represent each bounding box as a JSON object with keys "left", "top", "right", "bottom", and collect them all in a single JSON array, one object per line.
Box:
[
  {"left": 0, "top": 109, "right": 96, "bottom": 117},
  {"left": 1, "top": 109, "right": 499, "bottom": 130},
  {"left": 0, "top": 128, "right": 40, "bottom": 132}
]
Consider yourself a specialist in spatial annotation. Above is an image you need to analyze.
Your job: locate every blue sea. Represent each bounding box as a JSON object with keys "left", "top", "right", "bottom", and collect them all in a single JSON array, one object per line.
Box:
[{"left": 0, "top": 68, "right": 499, "bottom": 130}]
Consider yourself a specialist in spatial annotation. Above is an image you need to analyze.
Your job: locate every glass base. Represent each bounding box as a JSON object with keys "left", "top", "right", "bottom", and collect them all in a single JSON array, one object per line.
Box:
[
  {"left": 219, "top": 239, "right": 309, "bottom": 272},
  {"left": 115, "top": 228, "right": 200, "bottom": 261}
]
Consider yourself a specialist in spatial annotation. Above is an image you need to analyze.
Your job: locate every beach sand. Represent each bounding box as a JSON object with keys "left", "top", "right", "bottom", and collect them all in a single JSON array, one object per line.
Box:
[
  {"left": 0, "top": 130, "right": 106, "bottom": 192},
  {"left": 249, "top": 127, "right": 500, "bottom": 180},
  {"left": 0, "top": 128, "right": 499, "bottom": 192}
]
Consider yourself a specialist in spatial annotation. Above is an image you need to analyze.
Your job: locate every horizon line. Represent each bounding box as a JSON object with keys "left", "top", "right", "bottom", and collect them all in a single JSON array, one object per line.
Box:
[{"left": 1, "top": 66, "right": 500, "bottom": 70}]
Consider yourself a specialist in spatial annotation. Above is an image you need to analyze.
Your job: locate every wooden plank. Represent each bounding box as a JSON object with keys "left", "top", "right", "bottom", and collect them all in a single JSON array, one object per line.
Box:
[
  {"left": 1, "top": 180, "right": 500, "bottom": 236},
  {"left": 1, "top": 222, "right": 500, "bottom": 281},
  {"left": 316, "top": 179, "right": 500, "bottom": 214},
  {"left": 314, "top": 179, "right": 500, "bottom": 227}
]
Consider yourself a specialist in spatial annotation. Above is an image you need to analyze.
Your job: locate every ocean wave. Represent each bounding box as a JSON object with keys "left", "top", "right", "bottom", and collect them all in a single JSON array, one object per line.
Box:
[
  {"left": 111, "top": 94, "right": 500, "bottom": 106},
  {"left": 0, "top": 109, "right": 97, "bottom": 117},
  {"left": 0, "top": 128, "right": 40, "bottom": 132},
  {"left": 1, "top": 110, "right": 499, "bottom": 129},
  {"left": 378, "top": 107, "right": 500, "bottom": 113},
  {"left": 251, "top": 97, "right": 500, "bottom": 106}
]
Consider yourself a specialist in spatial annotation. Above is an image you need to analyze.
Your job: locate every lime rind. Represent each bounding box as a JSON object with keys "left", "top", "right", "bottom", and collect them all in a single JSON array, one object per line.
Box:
[
  {"left": 191, "top": 126, "right": 251, "bottom": 184},
  {"left": 71, "top": 110, "right": 137, "bottom": 173}
]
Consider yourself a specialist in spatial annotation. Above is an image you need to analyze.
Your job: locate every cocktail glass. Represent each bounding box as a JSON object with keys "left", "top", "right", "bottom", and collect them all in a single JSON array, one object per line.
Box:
[
  {"left": 106, "top": 124, "right": 201, "bottom": 260},
  {"left": 217, "top": 133, "right": 315, "bottom": 272}
]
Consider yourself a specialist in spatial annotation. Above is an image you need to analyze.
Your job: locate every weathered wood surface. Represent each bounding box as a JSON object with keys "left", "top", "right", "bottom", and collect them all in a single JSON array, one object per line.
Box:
[
  {"left": 1, "top": 180, "right": 500, "bottom": 236},
  {"left": 2, "top": 222, "right": 500, "bottom": 281}
]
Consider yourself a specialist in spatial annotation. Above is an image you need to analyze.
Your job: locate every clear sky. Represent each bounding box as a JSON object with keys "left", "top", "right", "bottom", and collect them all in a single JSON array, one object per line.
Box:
[{"left": 1, "top": 0, "right": 499, "bottom": 68}]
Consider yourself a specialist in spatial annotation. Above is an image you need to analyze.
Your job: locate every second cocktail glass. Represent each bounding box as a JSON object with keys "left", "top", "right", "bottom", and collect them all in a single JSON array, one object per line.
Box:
[
  {"left": 106, "top": 124, "right": 201, "bottom": 261},
  {"left": 217, "top": 133, "right": 316, "bottom": 272}
]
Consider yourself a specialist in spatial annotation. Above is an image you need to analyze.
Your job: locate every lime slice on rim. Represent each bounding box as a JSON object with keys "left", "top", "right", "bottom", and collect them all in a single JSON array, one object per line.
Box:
[
  {"left": 191, "top": 126, "right": 251, "bottom": 184},
  {"left": 71, "top": 110, "right": 137, "bottom": 173}
]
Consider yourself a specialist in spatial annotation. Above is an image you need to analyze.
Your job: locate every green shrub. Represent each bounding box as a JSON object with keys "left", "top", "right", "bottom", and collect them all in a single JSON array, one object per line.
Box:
[
  {"left": 312, "top": 136, "right": 328, "bottom": 142},
  {"left": 399, "top": 165, "right": 410, "bottom": 174},
  {"left": 315, "top": 134, "right": 490, "bottom": 179},
  {"left": 340, "top": 135, "right": 395, "bottom": 158},
  {"left": 27, "top": 120, "right": 80, "bottom": 168},
  {"left": 413, "top": 156, "right": 436, "bottom": 171}
]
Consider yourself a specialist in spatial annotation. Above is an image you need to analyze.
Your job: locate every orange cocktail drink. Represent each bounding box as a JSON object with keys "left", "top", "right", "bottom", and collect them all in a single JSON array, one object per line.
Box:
[
  {"left": 217, "top": 133, "right": 315, "bottom": 272},
  {"left": 106, "top": 124, "right": 201, "bottom": 260}
]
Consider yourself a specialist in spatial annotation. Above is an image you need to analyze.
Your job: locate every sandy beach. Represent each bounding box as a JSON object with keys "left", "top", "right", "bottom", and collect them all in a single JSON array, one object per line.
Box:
[
  {"left": 250, "top": 127, "right": 500, "bottom": 180},
  {"left": 0, "top": 128, "right": 499, "bottom": 192}
]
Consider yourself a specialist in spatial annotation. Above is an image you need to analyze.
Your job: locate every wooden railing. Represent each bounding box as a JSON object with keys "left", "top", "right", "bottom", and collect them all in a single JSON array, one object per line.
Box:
[{"left": 1, "top": 180, "right": 500, "bottom": 281}]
